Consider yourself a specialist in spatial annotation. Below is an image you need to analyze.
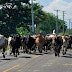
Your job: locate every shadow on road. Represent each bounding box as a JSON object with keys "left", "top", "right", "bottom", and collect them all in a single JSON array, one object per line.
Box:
[
  {"left": 61, "top": 55, "right": 72, "bottom": 58},
  {"left": 0, "top": 58, "right": 18, "bottom": 60},
  {"left": 27, "top": 52, "right": 44, "bottom": 55},
  {"left": 35, "top": 53, "right": 43, "bottom": 55},
  {"left": 61, "top": 53, "right": 72, "bottom": 58},
  {"left": 44, "top": 52, "right": 49, "bottom": 54},
  {"left": 66, "top": 53, "right": 72, "bottom": 56},
  {"left": 19, "top": 56, "right": 32, "bottom": 58}
]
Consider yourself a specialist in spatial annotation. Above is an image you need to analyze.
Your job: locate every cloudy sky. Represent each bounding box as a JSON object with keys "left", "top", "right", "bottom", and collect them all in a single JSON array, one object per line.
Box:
[{"left": 35, "top": 0, "right": 72, "bottom": 28}]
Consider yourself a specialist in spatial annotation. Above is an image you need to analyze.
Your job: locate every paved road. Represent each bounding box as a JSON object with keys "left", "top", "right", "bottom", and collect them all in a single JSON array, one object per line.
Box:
[{"left": 0, "top": 49, "right": 72, "bottom": 72}]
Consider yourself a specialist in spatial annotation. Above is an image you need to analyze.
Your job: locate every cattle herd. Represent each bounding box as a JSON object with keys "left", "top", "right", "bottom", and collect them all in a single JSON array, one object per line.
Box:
[{"left": 0, "top": 34, "right": 72, "bottom": 58}]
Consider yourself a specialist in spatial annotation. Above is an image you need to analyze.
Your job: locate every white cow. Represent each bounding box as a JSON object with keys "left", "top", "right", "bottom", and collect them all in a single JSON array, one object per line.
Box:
[{"left": 0, "top": 34, "right": 8, "bottom": 58}]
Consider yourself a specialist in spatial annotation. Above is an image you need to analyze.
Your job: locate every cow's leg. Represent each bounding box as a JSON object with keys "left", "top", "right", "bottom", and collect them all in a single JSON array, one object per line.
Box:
[
  {"left": 55, "top": 50, "right": 59, "bottom": 57},
  {"left": 34, "top": 47, "right": 36, "bottom": 53},
  {"left": 30, "top": 49, "right": 31, "bottom": 54},
  {"left": 45, "top": 46, "right": 48, "bottom": 52},
  {"left": 38, "top": 47, "right": 40, "bottom": 53},
  {"left": 10, "top": 46, "right": 12, "bottom": 55},
  {"left": 38, "top": 46, "right": 42, "bottom": 53},
  {"left": 58, "top": 49, "right": 60, "bottom": 57},
  {"left": 28, "top": 47, "right": 31, "bottom": 54},
  {"left": 62, "top": 45, "right": 65, "bottom": 55},
  {"left": 63, "top": 47, "right": 66, "bottom": 55},
  {"left": 20, "top": 46, "right": 22, "bottom": 50},
  {"left": 34, "top": 44, "right": 37, "bottom": 53},
  {"left": 12, "top": 48, "right": 15, "bottom": 57},
  {"left": 54, "top": 47, "right": 57, "bottom": 56},
  {"left": 18, "top": 48, "right": 19, "bottom": 55},
  {"left": 2, "top": 48, "right": 5, "bottom": 58},
  {"left": 42, "top": 46, "right": 45, "bottom": 51},
  {"left": 39, "top": 48, "right": 42, "bottom": 53},
  {"left": 55, "top": 52, "right": 57, "bottom": 56},
  {"left": 13, "top": 51, "right": 15, "bottom": 57},
  {"left": 16, "top": 48, "right": 18, "bottom": 57},
  {"left": 26, "top": 46, "right": 28, "bottom": 53},
  {"left": 57, "top": 52, "right": 59, "bottom": 57},
  {"left": 64, "top": 47, "right": 67, "bottom": 54},
  {"left": 23, "top": 46, "right": 25, "bottom": 53}
]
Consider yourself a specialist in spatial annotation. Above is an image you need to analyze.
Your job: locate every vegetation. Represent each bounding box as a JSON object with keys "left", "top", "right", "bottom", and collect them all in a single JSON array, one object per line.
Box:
[{"left": 0, "top": 0, "right": 67, "bottom": 37}]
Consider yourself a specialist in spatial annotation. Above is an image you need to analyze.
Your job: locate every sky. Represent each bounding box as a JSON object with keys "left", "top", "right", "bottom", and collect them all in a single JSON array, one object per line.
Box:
[{"left": 34, "top": 0, "right": 72, "bottom": 29}]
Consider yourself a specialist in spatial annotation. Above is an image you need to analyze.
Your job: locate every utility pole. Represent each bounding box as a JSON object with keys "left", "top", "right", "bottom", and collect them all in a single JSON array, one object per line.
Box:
[
  {"left": 31, "top": 0, "right": 34, "bottom": 35},
  {"left": 54, "top": 10, "right": 60, "bottom": 35},
  {"left": 71, "top": 22, "right": 72, "bottom": 34},
  {"left": 63, "top": 11, "right": 65, "bottom": 35},
  {"left": 68, "top": 19, "right": 70, "bottom": 34}
]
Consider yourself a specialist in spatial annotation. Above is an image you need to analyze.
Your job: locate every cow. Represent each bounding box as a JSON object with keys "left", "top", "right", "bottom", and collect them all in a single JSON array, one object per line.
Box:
[
  {"left": 69, "top": 35, "right": 72, "bottom": 49},
  {"left": 44, "top": 34, "right": 55, "bottom": 52},
  {"left": 0, "top": 35, "right": 8, "bottom": 58},
  {"left": 45, "top": 36, "right": 52, "bottom": 52},
  {"left": 62, "top": 35, "right": 70, "bottom": 55},
  {"left": 9, "top": 34, "right": 22, "bottom": 57},
  {"left": 31, "top": 35, "right": 38, "bottom": 39},
  {"left": 21, "top": 35, "right": 36, "bottom": 54},
  {"left": 35, "top": 34, "right": 46, "bottom": 53},
  {"left": 21, "top": 36, "right": 28, "bottom": 53},
  {"left": 52, "top": 35, "right": 63, "bottom": 56}
]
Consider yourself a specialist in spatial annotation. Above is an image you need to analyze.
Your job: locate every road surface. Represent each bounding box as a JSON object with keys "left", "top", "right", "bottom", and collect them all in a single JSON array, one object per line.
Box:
[{"left": 0, "top": 49, "right": 72, "bottom": 72}]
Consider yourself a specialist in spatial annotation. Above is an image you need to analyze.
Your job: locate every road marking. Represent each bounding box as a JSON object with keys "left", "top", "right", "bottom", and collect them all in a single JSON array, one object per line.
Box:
[
  {"left": 3, "top": 65, "right": 20, "bottom": 72},
  {"left": 63, "top": 64, "right": 72, "bottom": 65},
  {"left": 3, "top": 55, "right": 40, "bottom": 72},
  {"left": 34, "top": 55, "right": 40, "bottom": 58}
]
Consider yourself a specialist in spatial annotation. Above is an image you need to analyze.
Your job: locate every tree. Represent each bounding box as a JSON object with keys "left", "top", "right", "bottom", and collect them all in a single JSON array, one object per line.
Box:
[
  {"left": 0, "top": 0, "right": 31, "bottom": 37},
  {"left": 39, "top": 13, "right": 67, "bottom": 35},
  {"left": 0, "top": 1, "right": 67, "bottom": 36}
]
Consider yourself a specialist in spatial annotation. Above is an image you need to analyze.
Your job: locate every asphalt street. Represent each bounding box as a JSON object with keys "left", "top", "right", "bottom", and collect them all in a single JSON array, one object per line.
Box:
[{"left": 0, "top": 49, "right": 72, "bottom": 72}]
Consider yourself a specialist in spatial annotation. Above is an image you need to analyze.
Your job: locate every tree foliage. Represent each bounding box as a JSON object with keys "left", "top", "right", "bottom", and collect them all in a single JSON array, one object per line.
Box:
[{"left": 0, "top": 1, "right": 67, "bottom": 37}]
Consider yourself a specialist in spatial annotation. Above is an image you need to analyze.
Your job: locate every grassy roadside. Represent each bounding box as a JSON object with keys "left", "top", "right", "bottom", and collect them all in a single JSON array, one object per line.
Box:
[{"left": 0, "top": 47, "right": 10, "bottom": 52}]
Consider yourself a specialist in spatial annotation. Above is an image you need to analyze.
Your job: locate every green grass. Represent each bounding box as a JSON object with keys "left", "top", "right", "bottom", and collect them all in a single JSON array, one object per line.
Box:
[
  {"left": 0, "top": 47, "right": 10, "bottom": 52},
  {"left": 58, "top": 33, "right": 63, "bottom": 36},
  {"left": 59, "top": 32, "right": 71, "bottom": 36}
]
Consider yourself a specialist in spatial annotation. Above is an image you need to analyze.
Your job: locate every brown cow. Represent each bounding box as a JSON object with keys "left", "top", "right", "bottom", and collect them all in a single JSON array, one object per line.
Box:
[
  {"left": 35, "top": 34, "right": 46, "bottom": 53},
  {"left": 31, "top": 35, "right": 38, "bottom": 39}
]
